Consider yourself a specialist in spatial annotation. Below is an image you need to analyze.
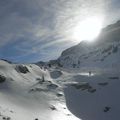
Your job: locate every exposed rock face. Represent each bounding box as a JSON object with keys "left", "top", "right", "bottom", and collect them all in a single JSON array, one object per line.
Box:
[
  {"left": 71, "top": 82, "right": 96, "bottom": 93},
  {"left": 15, "top": 65, "right": 29, "bottom": 74},
  {"left": 0, "top": 75, "right": 6, "bottom": 83}
]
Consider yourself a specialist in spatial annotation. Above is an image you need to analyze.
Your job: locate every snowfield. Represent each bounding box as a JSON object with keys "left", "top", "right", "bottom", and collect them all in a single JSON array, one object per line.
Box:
[
  {"left": 64, "top": 70, "right": 120, "bottom": 120},
  {"left": 0, "top": 58, "right": 120, "bottom": 120},
  {"left": 0, "top": 60, "right": 80, "bottom": 120}
]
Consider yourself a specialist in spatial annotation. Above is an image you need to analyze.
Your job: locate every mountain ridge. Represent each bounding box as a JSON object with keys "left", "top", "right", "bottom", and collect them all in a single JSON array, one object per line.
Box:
[{"left": 57, "top": 20, "right": 120, "bottom": 69}]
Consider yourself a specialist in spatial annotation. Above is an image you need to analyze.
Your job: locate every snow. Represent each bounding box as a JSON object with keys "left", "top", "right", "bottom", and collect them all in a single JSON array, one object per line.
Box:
[
  {"left": 64, "top": 71, "right": 120, "bottom": 120},
  {"left": 50, "top": 70, "right": 63, "bottom": 79},
  {"left": 0, "top": 60, "right": 80, "bottom": 120},
  {"left": 0, "top": 54, "right": 120, "bottom": 120},
  {"left": 58, "top": 22, "right": 120, "bottom": 69}
]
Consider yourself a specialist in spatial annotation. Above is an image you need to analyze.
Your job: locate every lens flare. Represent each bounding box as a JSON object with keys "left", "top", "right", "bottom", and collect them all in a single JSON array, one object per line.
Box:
[{"left": 72, "top": 17, "right": 103, "bottom": 42}]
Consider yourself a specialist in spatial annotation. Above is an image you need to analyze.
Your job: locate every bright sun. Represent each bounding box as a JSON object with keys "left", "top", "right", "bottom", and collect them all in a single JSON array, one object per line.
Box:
[{"left": 72, "top": 17, "right": 103, "bottom": 42}]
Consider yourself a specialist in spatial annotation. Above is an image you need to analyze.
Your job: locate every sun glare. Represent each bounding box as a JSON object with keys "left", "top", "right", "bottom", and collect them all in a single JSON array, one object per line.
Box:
[{"left": 72, "top": 17, "right": 103, "bottom": 42}]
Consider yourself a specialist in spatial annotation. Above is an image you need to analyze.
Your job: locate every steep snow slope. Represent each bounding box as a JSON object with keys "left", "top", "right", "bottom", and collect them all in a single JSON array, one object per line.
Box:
[
  {"left": 0, "top": 60, "right": 80, "bottom": 120},
  {"left": 63, "top": 69, "right": 120, "bottom": 120},
  {"left": 58, "top": 20, "right": 120, "bottom": 69}
]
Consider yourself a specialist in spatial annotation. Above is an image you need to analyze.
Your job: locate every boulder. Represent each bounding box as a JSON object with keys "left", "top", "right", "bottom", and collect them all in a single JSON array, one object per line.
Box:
[
  {"left": 0, "top": 75, "right": 6, "bottom": 83},
  {"left": 15, "top": 65, "right": 29, "bottom": 74}
]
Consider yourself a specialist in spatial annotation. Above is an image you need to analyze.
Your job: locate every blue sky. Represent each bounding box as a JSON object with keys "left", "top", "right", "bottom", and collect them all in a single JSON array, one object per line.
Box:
[{"left": 0, "top": 0, "right": 120, "bottom": 63}]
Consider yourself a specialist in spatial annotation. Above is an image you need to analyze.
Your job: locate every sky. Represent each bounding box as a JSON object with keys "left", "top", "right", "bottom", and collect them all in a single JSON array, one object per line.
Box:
[{"left": 0, "top": 0, "right": 120, "bottom": 63}]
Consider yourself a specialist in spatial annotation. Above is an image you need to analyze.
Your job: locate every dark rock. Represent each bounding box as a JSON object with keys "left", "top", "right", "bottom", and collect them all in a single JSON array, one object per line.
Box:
[
  {"left": 15, "top": 65, "right": 29, "bottom": 74},
  {"left": 67, "top": 114, "right": 71, "bottom": 116},
  {"left": 35, "top": 118, "right": 38, "bottom": 120},
  {"left": 10, "top": 110, "right": 13, "bottom": 113},
  {"left": 47, "top": 83, "right": 58, "bottom": 89},
  {"left": 50, "top": 105, "right": 57, "bottom": 111},
  {"left": 29, "top": 88, "right": 48, "bottom": 93},
  {"left": 104, "top": 106, "right": 111, "bottom": 112},
  {"left": 29, "top": 65, "right": 32, "bottom": 68},
  {"left": 2, "top": 116, "right": 11, "bottom": 120},
  {"left": 98, "top": 82, "right": 108, "bottom": 86},
  {"left": 72, "top": 83, "right": 96, "bottom": 93},
  {"left": 2, "top": 117, "right": 6, "bottom": 120},
  {"left": 88, "top": 88, "right": 96, "bottom": 93},
  {"left": 72, "top": 83, "right": 91, "bottom": 90},
  {"left": 36, "top": 77, "right": 45, "bottom": 84},
  {"left": 47, "top": 81, "right": 52, "bottom": 84},
  {"left": 109, "top": 77, "right": 119, "bottom": 79},
  {"left": 6, "top": 117, "right": 11, "bottom": 120},
  {"left": 35, "top": 88, "right": 43, "bottom": 92},
  {"left": 56, "top": 93, "right": 63, "bottom": 97},
  {"left": 0, "top": 75, "right": 6, "bottom": 83},
  {"left": 50, "top": 70, "right": 62, "bottom": 79},
  {"left": 102, "top": 46, "right": 112, "bottom": 54},
  {"left": 112, "top": 46, "right": 118, "bottom": 53}
]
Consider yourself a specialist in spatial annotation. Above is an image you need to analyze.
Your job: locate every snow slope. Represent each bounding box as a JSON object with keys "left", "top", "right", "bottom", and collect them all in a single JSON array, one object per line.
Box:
[
  {"left": 63, "top": 70, "right": 120, "bottom": 120},
  {"left": 48, "top": 20, "right": 120, "bottom": 120},
  {"left": 46, "top": 65, "right": 120, "bottom": 120},
  {"left": 0, "top": 51, "right": 120, "bottom": 120},
  {"left": 0, "top": 60, "right": 80, "bottom": 120}
]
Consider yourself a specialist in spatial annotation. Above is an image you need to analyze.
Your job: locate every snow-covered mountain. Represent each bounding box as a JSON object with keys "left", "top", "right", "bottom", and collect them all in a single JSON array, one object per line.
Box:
[
  {"left": 0, "top": 60, "right": 80, "bottom": 120},
  {"left": 0, "top": 58, "right": 120, "bottom": 120},
  {"left": 0, "top": 21, "right": 120, "bottom": 120},
  {"left": 58, "top": 20, "right": 120, "bottom": 69}
]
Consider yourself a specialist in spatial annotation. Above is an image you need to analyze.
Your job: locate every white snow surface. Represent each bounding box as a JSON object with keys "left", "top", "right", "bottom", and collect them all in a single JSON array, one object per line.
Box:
[
  {"left": 0, "top": 60, "right": 80, "bottom": 120},
  {"left": 0, "top": 58, "right": 120, "bottom": 120}
]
